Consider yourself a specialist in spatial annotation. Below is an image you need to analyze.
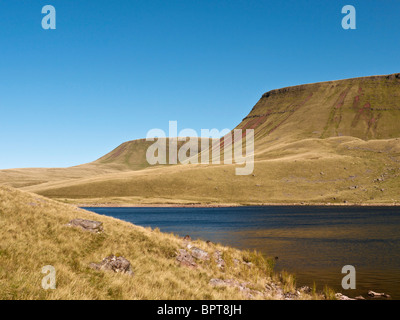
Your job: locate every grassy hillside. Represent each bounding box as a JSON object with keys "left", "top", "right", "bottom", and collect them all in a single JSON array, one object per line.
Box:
[
  {"left": 237, "top": 73, "right": 400, "bottom": 141},
  {"left": 1, "top": 73, "right": 400, "bottom": 205},
  {"left": 94, "top": 138, "right": 215, "bottom": 170},
  {"left": 0, "top": 185, "right": 321, "bottom": 300},
  {"left": 0, "top": 138, "right": 211, "bottom": 190},
  {"left": 22, "top": 137, "right": 400, "bottom": 206}
]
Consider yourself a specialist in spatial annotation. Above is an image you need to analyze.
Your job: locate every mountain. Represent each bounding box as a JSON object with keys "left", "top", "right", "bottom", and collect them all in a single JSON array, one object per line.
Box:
[
  {"left": 1, "top": 73, "right": 400, "bottom": 205},
  {"left": 237, "top": 73, "right": 400, "bottom": 141},
  {"left": 0, "top": 138, "right": 209, "bottom": 188}
]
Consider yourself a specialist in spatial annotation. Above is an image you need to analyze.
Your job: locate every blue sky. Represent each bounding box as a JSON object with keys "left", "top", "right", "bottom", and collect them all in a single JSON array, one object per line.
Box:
[{"left": 0, "top": 0, "right": 399, "bottom": 169}]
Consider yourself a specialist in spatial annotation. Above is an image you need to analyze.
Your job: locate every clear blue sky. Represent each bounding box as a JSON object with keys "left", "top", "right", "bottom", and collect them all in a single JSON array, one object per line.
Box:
[{"left": 1, "top": 0, "right": 399, "bottom": 169}]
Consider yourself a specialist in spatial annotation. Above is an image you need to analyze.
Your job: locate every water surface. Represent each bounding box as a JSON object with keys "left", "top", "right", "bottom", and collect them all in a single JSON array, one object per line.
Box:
[{"left": 83, "top": 206, "right": 400, "bottom": 299}]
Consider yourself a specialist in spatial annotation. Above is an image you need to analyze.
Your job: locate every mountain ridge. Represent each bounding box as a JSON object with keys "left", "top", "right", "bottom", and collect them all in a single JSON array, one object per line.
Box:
[
  {"left": 260, "top": 73, "right": 400, "bottom": 99},
  {"left": 1, "top": 73, "right": 400, "bottom": 205},
  {"left": 237, "top": 72, "right": 400, "bottom": 142}
]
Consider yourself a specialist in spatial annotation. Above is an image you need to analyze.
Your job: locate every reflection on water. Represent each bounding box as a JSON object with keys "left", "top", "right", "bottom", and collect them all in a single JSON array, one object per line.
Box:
[{"left": 83, "top": 206, "right": 400, "bottom": 299}]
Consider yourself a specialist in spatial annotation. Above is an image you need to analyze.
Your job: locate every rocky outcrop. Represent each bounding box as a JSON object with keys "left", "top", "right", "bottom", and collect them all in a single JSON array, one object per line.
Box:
[
  {"left": 335, "top": 293, "right": 356, "bottom": 301},
  {"left": 66, "top": 218, "right": 104, "bottom": 233},
  {"left": 190, "top": 247, "right": 210, "bottom": 261},
  {"left": 177, "top": 242, "right": 228, "bottom": 270},
  {"left": 176, "top": 249, "right": 197, "bottom": 268},
  {"left": 213, "top": 250, "right": 225, "bottom": 269},
  {"left": 90, "top": 255, "right": 134, "bottom": 276},
  {"left": 368, "top": 290, "right": 391, "bottom": 298}
]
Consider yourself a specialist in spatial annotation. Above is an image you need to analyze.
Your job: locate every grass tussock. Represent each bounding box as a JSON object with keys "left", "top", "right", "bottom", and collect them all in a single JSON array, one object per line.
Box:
[
  {"left": 323, "top": 285, "right": 337, "bottom": 300},
  {"left": 276, "top": 271, "right": 296, "bottom": 294}
]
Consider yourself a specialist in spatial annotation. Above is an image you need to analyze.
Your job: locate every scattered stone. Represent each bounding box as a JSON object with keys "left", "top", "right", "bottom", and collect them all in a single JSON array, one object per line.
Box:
[
  {"left": 176, "top": 249, "right": 197, "bottom": 268},
  {"left": 191, "top": 247, "right": 210, "bottom": 261},
  {"left": 265, "top": 282, "right": 285, "bottom": 300},
  {"left": 66, "top": 219, "right": 103, "bottom": 233},
  {"left": 335, "top": 293, "right": 355, "bottom": 300},
  {"left": 209, "top": 279, "right": 264, "bottom": 300},
  {"left": 284, "top": 292, "right": 299, "bottom": 300},
  {"left": 299, "top": 286, "right": 311, "bottom": 294},
  {"left": 368, "top": 290, "right": 391, "bottom": 298},
  {"left": 265, "top": 283, "right": 273, "bottom": 291},
  {"left": 320, "top": 172, "right": 325, "bottom": 175},
  {"left": 213, "top": 250, "right": 225, "bottom": 269},
  {"left": 90, "top": 255, "right": 134, "bottom": 276}
]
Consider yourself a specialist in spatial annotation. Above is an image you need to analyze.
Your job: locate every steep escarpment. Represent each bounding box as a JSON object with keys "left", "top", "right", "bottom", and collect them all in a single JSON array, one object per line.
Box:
[{"left": 237, "top": 73, "right": 400, "bottom": 141}]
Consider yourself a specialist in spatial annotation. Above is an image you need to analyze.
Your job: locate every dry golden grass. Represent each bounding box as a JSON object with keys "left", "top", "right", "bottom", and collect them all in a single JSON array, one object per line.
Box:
[
  {"left": 2, "top": 75, "right": 389, "bottom": 300},
  {"left": 15, "top": 136, "right": 399, "bottom": 207},
  {"left": 0, "top": 186, "right": 321, "bottom": 300}
]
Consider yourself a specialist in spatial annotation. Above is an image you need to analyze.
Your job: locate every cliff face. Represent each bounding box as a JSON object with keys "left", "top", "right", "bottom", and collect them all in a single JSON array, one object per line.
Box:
[{"left": 237, "top": 73, "right": 400, "bottom": 141}]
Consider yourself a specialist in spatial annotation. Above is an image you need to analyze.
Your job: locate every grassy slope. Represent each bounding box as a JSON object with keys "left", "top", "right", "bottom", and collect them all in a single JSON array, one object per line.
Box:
[
  {"left": 0, "top": 186, "right": 318, "bottom": 300},
  {"left": 0, "top": 138, "right": 211, "bottom": 189},
  {"left": 23, "top": 153, "right": 400, "bottom": 206},
  {"left": 1, "top": 73, "right": 400, "bottom": 205}
]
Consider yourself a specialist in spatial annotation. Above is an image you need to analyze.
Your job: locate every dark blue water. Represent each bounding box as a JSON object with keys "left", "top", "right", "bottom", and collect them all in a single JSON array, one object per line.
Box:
[{"left": 83, "top": 206, "right": 400, "bottom": 299}]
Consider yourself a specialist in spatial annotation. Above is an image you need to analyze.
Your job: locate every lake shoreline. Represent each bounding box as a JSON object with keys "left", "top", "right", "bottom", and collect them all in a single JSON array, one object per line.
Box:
[
  {"left": 85, "top": 205, "right": 400, "bottom": 299},
  {"left": 76, "top": 202, "right": 400, "bottom": 208},
  {"left": 85, "top": 205, "right": 400, "bottom": 300}
]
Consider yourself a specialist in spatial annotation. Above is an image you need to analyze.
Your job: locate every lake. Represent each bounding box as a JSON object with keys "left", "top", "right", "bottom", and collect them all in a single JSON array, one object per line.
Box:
[{"left": 83, "top": 206, "right": 400, "bottom": 299}]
